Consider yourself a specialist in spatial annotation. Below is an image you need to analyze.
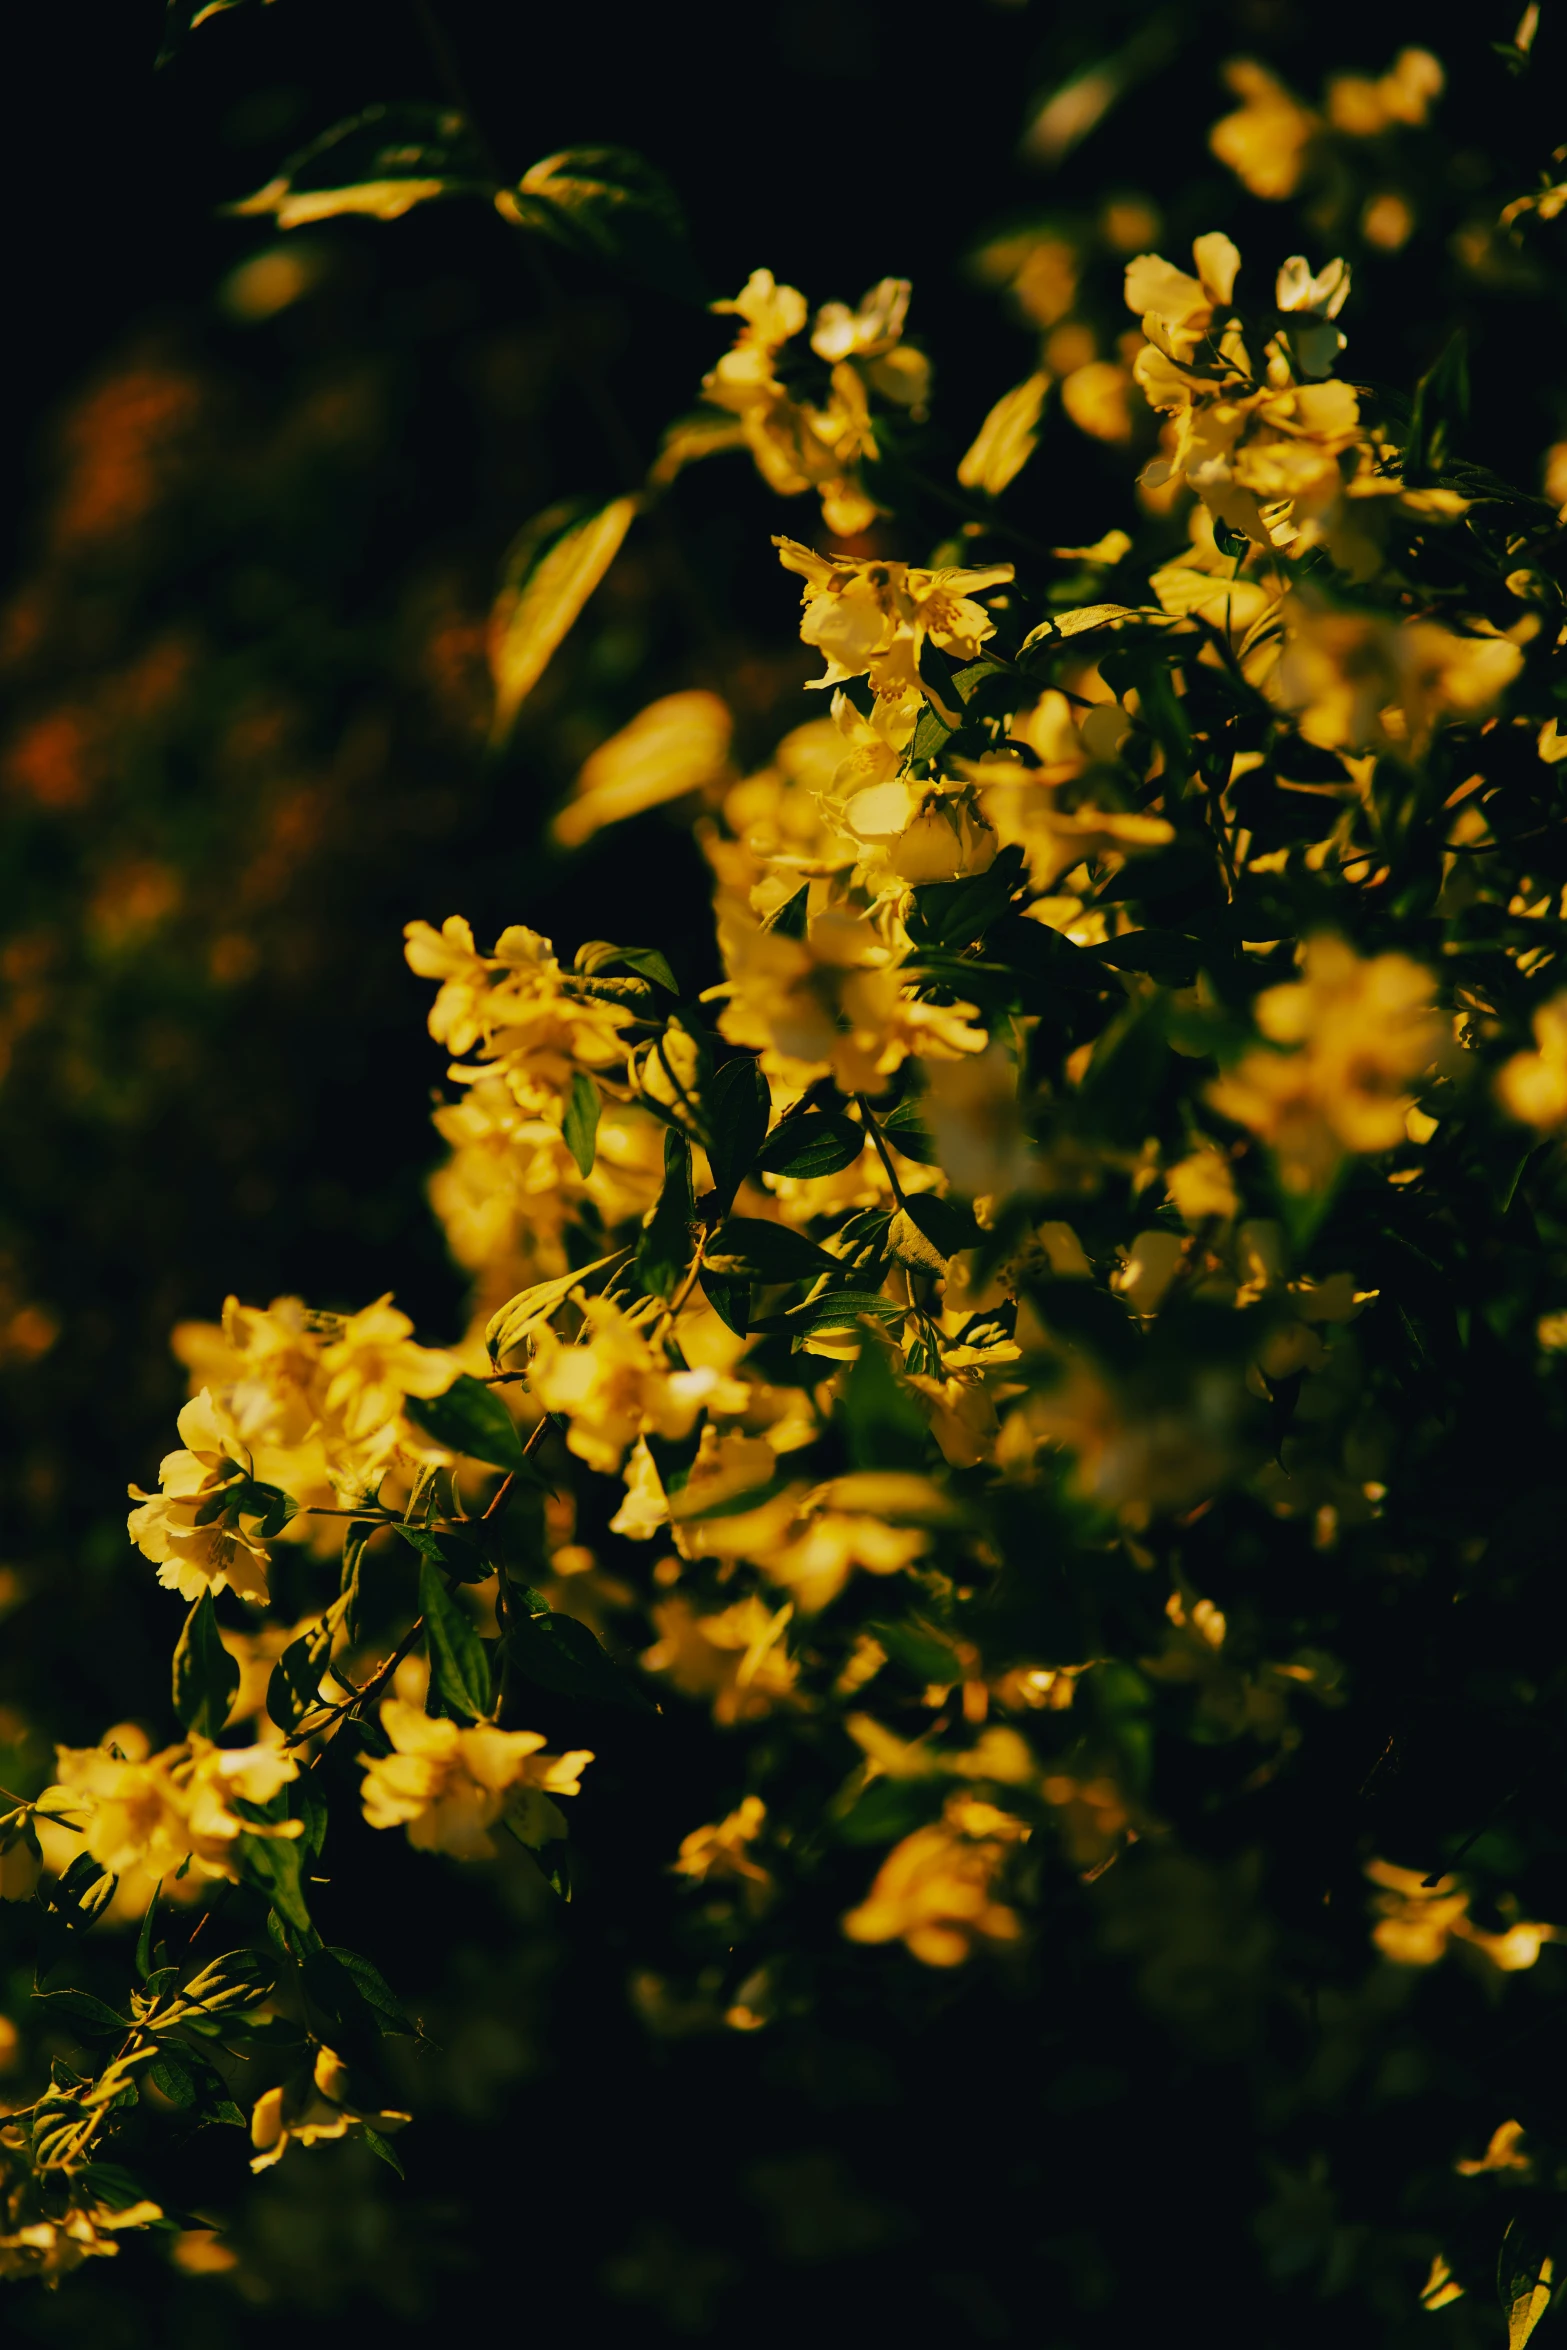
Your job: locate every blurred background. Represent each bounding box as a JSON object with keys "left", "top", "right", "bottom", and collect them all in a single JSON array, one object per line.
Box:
[{"left": 2, "top": 0, "right": 1562, "bottom": 2338}]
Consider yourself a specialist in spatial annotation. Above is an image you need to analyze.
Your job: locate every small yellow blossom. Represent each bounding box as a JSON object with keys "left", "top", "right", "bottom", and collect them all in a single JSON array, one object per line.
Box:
[
  {"left": 714, "top": 896, "right": 984, "bottom": 1095},
  {"left": 249, "top": 2045, "right": 412, "bottom": 2173},
  {"left": 1497, "top": 996, "right": 1567, "bottom": 1129},
  {"left": 1208, "top": 937, "right": 1445, "bottom": 1193},
  {"left": 359, "top": 1698, "right": 591, "bottom": 1858},
  {"left": 1325, "top": 48, "right": 1442, "bottom": 136},
  {"left": 126, "top": 1389, "right": 274, "bottom": 1604},
  {"left": 1209, "top": 60, "right": 1318, "bottom": 200},
  {"left": 1277, "top": 599, "right": 1522, "bottom": 753},
  {"left": 774, "top": 538, "right": 1013, "bottom": 715},
  {"left": 528, "top": 1295, "right": 748, "bottom": 1478},
  {"left": 672, "top": 1793, "right": 770, "bottom": 1886},
  {"left": 842, "top": 1793, "right": 1029, "bottom": 1966},
  {"left": 642, "top": 1594, "right": 800, "bottom": 1724},
  {"left": 1367, "top": 1859, "right": 1560, "bottom": 1973},
  {"left": 39, "top": 1735, "right": 299, "bottom": 1887}
]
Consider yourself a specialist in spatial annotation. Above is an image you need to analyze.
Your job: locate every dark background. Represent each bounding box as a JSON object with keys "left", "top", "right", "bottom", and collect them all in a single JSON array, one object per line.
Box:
[{"left": 2, "top": 1, "right": 1561, "bottom": 2339}]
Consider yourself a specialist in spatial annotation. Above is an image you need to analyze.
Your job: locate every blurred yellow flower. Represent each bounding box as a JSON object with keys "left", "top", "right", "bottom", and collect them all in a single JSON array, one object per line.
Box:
[{"left": 842, "top": 1793, "right": 1029, "bottom": 1966}]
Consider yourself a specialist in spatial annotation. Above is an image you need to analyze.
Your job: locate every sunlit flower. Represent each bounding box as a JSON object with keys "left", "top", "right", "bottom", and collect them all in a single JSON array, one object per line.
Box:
[
  {"left": 842, "top": 1794, "right": 1029, "bottom": 1966},
  {"left": 359, "top": 1698, "right": 591, "bottom": 1858}
]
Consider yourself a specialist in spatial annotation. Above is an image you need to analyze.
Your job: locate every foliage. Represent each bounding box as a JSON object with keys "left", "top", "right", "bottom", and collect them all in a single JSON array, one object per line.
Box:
[{"left": 8, "top": 1, "right": 1567, "bottom": 2341}]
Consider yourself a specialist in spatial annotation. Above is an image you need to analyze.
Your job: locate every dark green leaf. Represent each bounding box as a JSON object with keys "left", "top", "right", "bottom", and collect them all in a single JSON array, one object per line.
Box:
[
  {"left": 1095, "top": 843, "right": 1214, "bottom": 903},
  {"left": 507, "top": 1604, "right": 656, "bottom": 1711},
  {"left": 33, "top": 1988, "right": 131, "bottom": 2037},
  {"left": 267, "top": 1609, "right": 339, "bottom": 1733},
  {"left": 419, "top": 1557, "right": 493, "bottom": 1723},
  {"left": 405, "top": 1373, "right": 527, "bottom": 1474},
  {"left": 172, "top": 1591, "right": 239, "bottom": 1739},
  {"left": 361, "top": 2126, "right": 406, "bottom": 2178},
  {"left": 225, "top": 104, "right": 494, "bottom": 229},
  {"left": 843, "top": 1337, "right": 929, "bottom": 1469},
  {"left": 755, "top": 1111, "right": 865, "bottom": 1181},
  {"left": 705, "top": 1058, "right": 770, "bottom": 1214},
  {"left": 396, "top": 1524, "right": 495, "bottom": 1583},
  {"left": 563, "top": 1070, "right": 601, "bottom": 1177},
  {"left": 769, "top": 1288, "right": 906, "bottom": 1336},
  {"left": 234, "top": 1831, "right": 313, "bottom": 1935},
  {"left": 699, "top": 1271, "right": 751, "bottom": 1337},
  {"left": 764, "top": 886, "right": 810, "bottom": 938},
  {"left": 899, "top": 1194, "right": 982, "bottom": 1259},
  {"left": 505, "top": 147, "right": 703, "bottom": 301},
  {"left": 1407, "top": 331, "right": 1469, "bottom": 480},
  {"left": 328, "top": 1948, "right": 416, "bottom": 2037},
  {"left": 1089, "top": 929, "right": 1198, "bottom": 985},
  {"left": 1498, "top": 2208, "right": 1558, "bottom": 2349},
  {"left": 136, "top": 1883, "right": 164, "bottom": 1982},
  {"left": 574, "top": 940, "right": 679, "bottom": 993},
  {"left": 637, "top": 1128, "right": 696, "bottom": 1301},
  {"left": 908, "top": 846, "right": 1026, "bottom": 947},
  {"left": 706, "top": 1217, "right": 839, "bottom": 1283},
  {"left": 878, "top": 1100, "right": 941, "bottom": 1165}
]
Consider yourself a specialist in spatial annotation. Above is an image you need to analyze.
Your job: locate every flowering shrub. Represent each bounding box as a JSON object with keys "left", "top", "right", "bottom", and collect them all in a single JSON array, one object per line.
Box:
[{"left": 7, "top": 5, "right": 1567, "bottom": 2334}]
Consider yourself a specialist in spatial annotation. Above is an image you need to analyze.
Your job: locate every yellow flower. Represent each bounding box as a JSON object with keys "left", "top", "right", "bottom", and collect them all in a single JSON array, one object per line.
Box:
[
  {"left": 40, "top": 1734, "right": 299, "bottom": 1887},
  {"left": 359, "top": 1697, "right": 591, "bottom": 1858},
  {"left": 957, "top": 373, "right": 1050, "bottom": 498},
  {"left": 715, "top": 897, "right": 983, "bottom": 1095},
  {"left": 774, "top": 538, "right": 1013, "bottom": 713},
  {"left": 1497, "top": 995, "right": 1567, "bottom": 1129},
  {"left": 126, "top": 1388, "right": 274, "bottom": 1604},
  {"left": 1276, "top": 599, "right": 1523, "bottom": 754},
  {"left": 1060, "top": 361, "right": 1135, "bottom": 443},
  {"left": 1208, "top": 60, "right": 1317, "bottom": 200},
  {"left": 1325, "top": 48, "right": 1442, "bottom": 136},
  {"left": 672, "top": 1793, "right": 770, "bottom": 1886},
  {"left": 1274, "top": 254, "right": 1350, "bottom": 378},
  {"left": 318, "top": 1295, "right": 458, "bottom": 1478},
  {"left": 1125, "top": 232, "right": 1241, "bottom": 364},
  {"left": 842, "top": 1793, "right": 1029, "bottom": 1966},
  {"left": 528, "top": 1295, "right": 748, "bottom": 1477},
  {"left": 1207, "top": 936, "right": 1445, "bottom": 1194},
  {"left": 642, "top": 1594, "right": 800, "bottom": 1724},
  {"left": 406, "top": 918, "right": 633, "bottom": 1118},
  {"left": 249, "top": 2045, "right": 412, "bottom": 2173},
  {"left": 1366, "top": 1859, "right": 1559, "bottom": 1973}
]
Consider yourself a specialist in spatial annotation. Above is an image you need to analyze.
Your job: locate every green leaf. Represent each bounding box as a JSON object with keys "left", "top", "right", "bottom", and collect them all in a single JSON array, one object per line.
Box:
[
  {"left": 300, "top": 1946, "right": 415, "bottom": 2046},
  {"left": 1499, "top": 2211, "right": 1558, "bottom": 2350},
  {"left": 878, "top": 1100, "right": 941, "bottom": 1165},
  {"left": 768, "top": 1288, "right": 906, "bottom": 1337},
  {"left": 489, "top": 497, "right": 640, "bottom": 744},
  {"left": 507, "top": 1603, "right": 656, "bottom": 1711},
  {"left": 705, "top": 1058, "right": 771, "bottom": 1215},
  {"left": 418, "top": 1558, "right": 493, "bottom": 1723},
  {"left": 563, "top": 1071, "right": 601, "bottom": 1178},
  {"left": 404, "top": 1373, "right": 527, "bottom": 1473},
  {"left": 234, "top": 1834, "right": 313, "bottom": 1936},
  {"left": 705, "top": 1218, "right": 839, "bottom": 1283},
  {"left": 396, "top": 1524, "right": 493, "bottom": 1584},
  {"left": 225, "top": 104, "right": 494, "bottom": 230},
  {"left": 1407, "top": 331, "right": 1469, "bottom": 481},
  {"left": 698, "top": 1271, "right": 751, "bottom": 1338},
  {"left": 755, "top": 1111, "right": 865, "bottom": 1181},
  {"left": 172, "top": 1592, "right": 239, "bottom": 1739},
  {"left": 907, "top": 846, "right": 1026, "bottom": 948},
  {"left": 638, "top": 1129, "right": 696, "bottom": 1301},
  {"left": 574, "top": 940, "right": 679, "bottom": 994},
  {"left": 32, "top": 1987, "right": 131, "bottom": 2037},
  {"left": 893, "top": 1194, "right": 982, "bottom": 1266},
  {"left": 266, "top": 1607, "right": 340, "bottom": 1734},
  {"left": 147, "top": 2054, "right": 198, "bottom": 2109},
  {"left": 763, "top": 885, "right": 810, "bottom": 938},
  {"left": 1088, "top": 928, "right": 1198, "bottom": 985},
  {"left": 485, "top": 1247, "right": 631, "bottom": 1363},
  {"left": 502, "top": 147, "right": 702, "bottom": 300},
  {"left": 327, "top": 1947, "right": 416, "bottom": 2037},
  {"left": 361, "top": 2126, "right": 406, "bottom": 2178},
  {"left": 843, "top": 1337, "right": 929, "bottom": 1469}
]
